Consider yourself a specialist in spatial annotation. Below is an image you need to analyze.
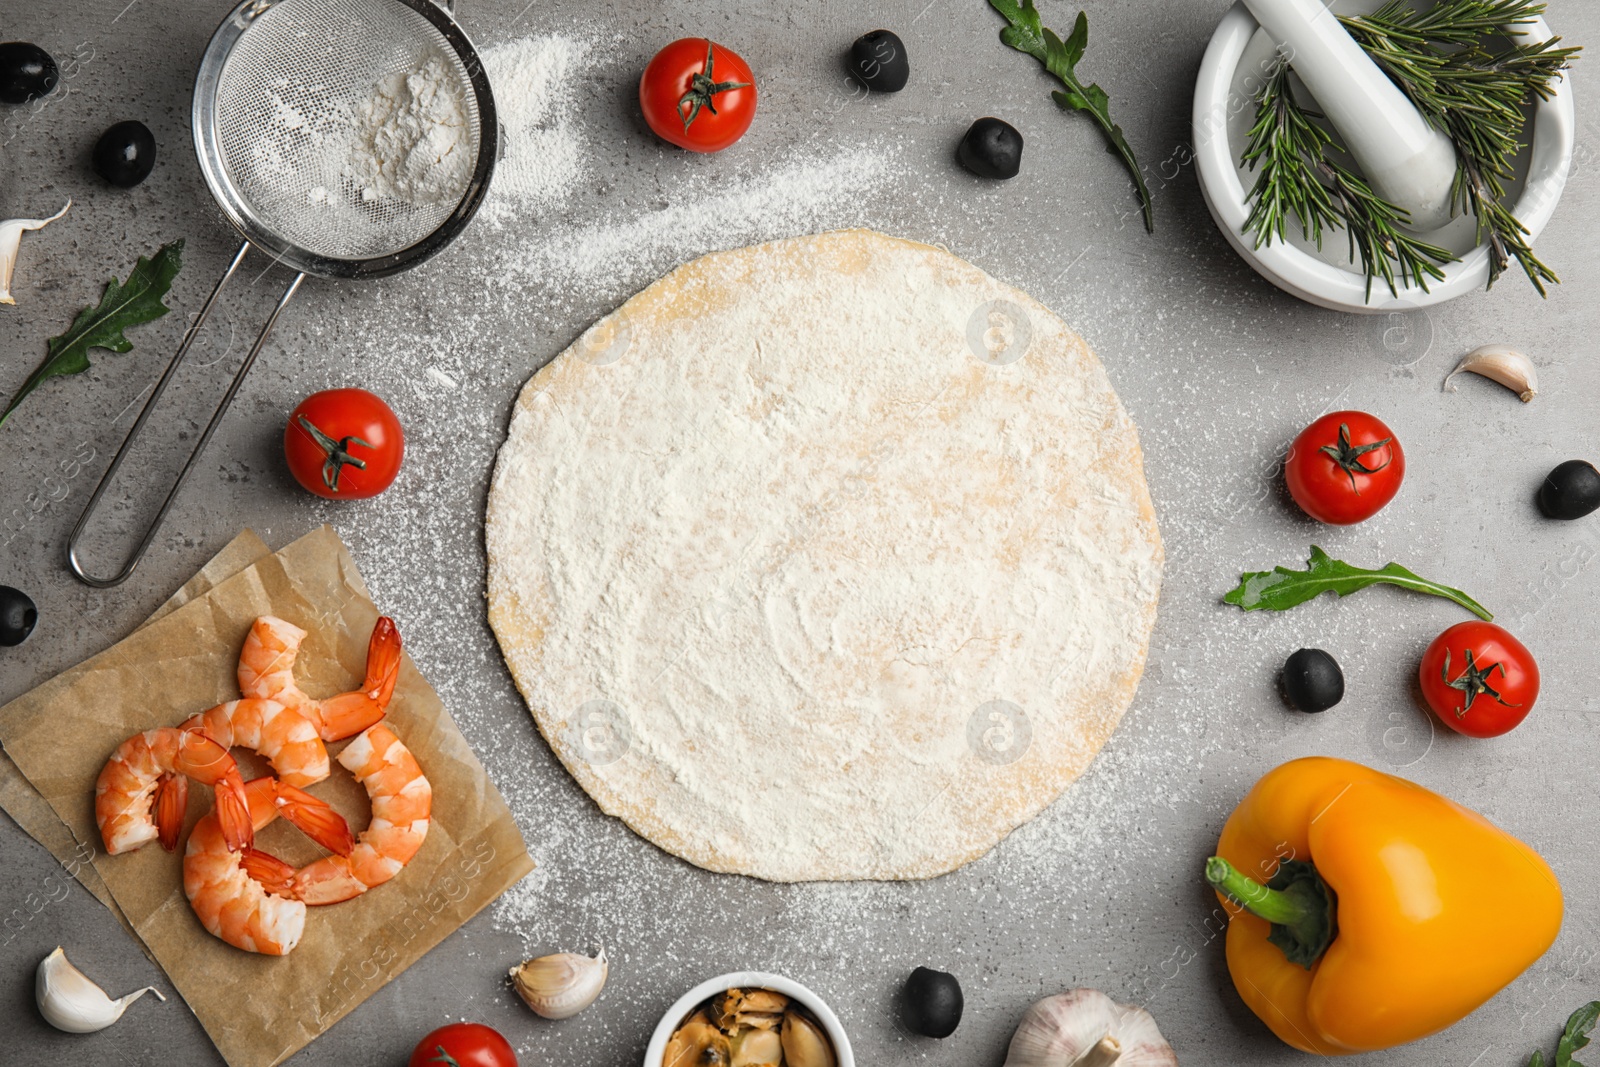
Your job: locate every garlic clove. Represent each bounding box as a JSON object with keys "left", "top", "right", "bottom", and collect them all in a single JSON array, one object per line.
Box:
[
  {"left": 0, "top": 200, "right": 71, "bottom": 306},
  {"left": 780, "top": 1009, "right": 838, "bottom": 1067},
  {"left": 731, "top": 1026, "right": 783, "bottom": 1067},
  {"left": 36, "top": 946, "right": 165, "bottom": 1034},
  {"left": 1443, "top": 344, "right": 1538, "bottom": 402},
  {"left": 664, "top": 1012, "right": 730, "bottom": 1064},
  {"left": 508, "top": 946, "right": 607, "bottom": 1019}
]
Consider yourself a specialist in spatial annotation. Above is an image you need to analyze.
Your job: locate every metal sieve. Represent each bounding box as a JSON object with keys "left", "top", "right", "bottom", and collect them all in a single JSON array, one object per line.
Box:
[{"left": 68, "top": 0, "right": 497, "bottom": 586}]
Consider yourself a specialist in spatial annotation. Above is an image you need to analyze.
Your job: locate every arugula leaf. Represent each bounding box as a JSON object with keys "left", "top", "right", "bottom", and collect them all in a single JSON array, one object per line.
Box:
[
  {"left": 1224, "top": 546, "right": 1493, "bottom": 620},
  {"left": 1558, "top": 1001, "right": 1600, "bottom": 1066},
  {"left": 986, "top": 0, "right": 1155, "bottom": 232},
  {"left": 0, "top": 239, "right": 184, "bottom": 429},
  {"left": 1529, "top": 1000, "right": 1600, "bottom": 1067}
]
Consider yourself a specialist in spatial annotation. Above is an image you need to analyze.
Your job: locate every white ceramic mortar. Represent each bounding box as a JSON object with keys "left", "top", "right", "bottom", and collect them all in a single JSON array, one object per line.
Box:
[{"left": 1193, "top": 0, "right": 1576, "bottom": 313}]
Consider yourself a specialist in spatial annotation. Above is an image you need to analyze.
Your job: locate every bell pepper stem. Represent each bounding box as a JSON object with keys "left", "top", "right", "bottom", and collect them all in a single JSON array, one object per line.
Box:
[
  {"left": 1205, "top": 856, "right": 1337, "bottom": 968},
  {"left": 1206, "top": 856, "right": 1305, "bottom": 924}
]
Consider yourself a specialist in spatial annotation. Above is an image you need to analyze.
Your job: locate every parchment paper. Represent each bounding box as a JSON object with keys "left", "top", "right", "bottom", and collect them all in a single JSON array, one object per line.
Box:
[
  {"left": 0, "top": 526, "right": 535, "bottom": 1067},
  {"left": 0, "top": 530, "right": 273, "bottom": 932}
]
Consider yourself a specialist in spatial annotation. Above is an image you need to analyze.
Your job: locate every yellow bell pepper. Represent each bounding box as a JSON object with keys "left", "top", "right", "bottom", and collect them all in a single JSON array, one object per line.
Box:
[{"left": 1206, "top": 756, "right": 1562, "bottom": 1055}]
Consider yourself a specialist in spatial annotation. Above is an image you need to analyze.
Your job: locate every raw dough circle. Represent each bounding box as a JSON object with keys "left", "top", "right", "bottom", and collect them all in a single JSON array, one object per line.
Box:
[{"left": 487, "top": 230, "right": 1162, "bottom": 881}]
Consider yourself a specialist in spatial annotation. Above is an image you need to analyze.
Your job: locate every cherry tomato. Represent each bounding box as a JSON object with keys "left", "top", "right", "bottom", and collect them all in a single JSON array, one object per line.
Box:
[
  {"left": 408, "top": 1023, "right": 517, "bottom": 1067},
  {"left": 283, "top": 388, "right": 403, "bottom": 500},
  {"left": 1419, "top": 621, "right": 1539, "bottom": 738},
  {"left": 639, "top": 38, "right": 756, "bottom": 153},
  {"left": 1283, "top": 410, "right": 1404, "bottom": 525}
]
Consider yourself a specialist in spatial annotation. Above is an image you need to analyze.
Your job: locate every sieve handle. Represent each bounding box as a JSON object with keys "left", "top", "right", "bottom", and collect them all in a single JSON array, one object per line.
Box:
[{"left": 67, "top": 242, "right": 306, "bottom": 588}]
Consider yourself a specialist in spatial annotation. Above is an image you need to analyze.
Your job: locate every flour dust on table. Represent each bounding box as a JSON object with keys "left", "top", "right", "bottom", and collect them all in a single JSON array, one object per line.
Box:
[
  {"left": 486, "top": 230, "right": 1163, "bottom": 881},
  {"left": 480, "top": 34, "right": 591, "bottom": 221}
]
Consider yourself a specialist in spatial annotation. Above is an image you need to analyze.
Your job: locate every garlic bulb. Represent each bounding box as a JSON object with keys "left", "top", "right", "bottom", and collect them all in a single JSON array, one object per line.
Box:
[
  {"left": 36, "top": 946, "right": 165, "bottom": 1033},
  {"left": 509, "top": 946, "right": 607, "bottom": 1019},
  {"left": 1443, "top": 344, "right": 1538, "bottom": 402},
  {"left": 0, "top": 200, "right": 70, "bottom": 305},
  {"left": 1003, "top": 989, "right": 1176, "bottom": 1067}
]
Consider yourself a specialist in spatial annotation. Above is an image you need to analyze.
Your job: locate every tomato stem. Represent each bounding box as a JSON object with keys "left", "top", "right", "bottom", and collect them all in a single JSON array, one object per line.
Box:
[
  {"left": 1318, "top": 422, "right": 1393, "bottom": 494},
  {"left": 678, "top": 40, "right": 750, "bottom": 130},
  {"left": 1442, "top": 647, "right": 1521, "bottom": 716},
  {"left": 295, "top": 414, "right": 371, "bottom": 493}
]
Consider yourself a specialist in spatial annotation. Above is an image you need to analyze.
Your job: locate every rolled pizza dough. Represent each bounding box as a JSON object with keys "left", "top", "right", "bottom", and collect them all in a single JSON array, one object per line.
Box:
[{"left": 486, "top": 230, "right": 1162, "bottom": 881}]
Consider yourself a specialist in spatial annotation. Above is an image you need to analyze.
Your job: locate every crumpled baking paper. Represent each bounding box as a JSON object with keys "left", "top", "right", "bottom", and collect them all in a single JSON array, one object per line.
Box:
[{"left": 0, "top": 526, "right": 534, "bottom": 1067}]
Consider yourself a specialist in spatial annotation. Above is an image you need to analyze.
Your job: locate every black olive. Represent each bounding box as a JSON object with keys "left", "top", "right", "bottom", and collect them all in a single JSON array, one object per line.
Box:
[
  {"left": 957, "top": 117, "right": 1023, "bottom": 180},
  {"left": 848, "top": 29, "right": 909, "bottom": 93},
  {"left": 900, "top": 966, "right": 963, "bottom": 1038},
  {"left": 1538, "top": 460, "right": 1600, "bottom": 520},
  {"left": 1282, "top": 648, "right": 1343, "bottom": 713},
  {"left": 0, "top": 585, "right": 37, "bottom": 647},
  {"left": 93, "top": 120, "right": 158, "bottom": 188},
  {"left": 0, "top": 42, "right": 59, "bottom": 105}
]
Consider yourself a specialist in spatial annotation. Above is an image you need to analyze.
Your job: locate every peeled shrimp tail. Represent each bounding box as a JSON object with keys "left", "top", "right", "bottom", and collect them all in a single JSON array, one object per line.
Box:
[
  {"left": 153, "top": 774, "right": 189, "bottom": 852},
  {"left": 211, "top": 771, "right": 253, "bottom": 852},
  {"left": 313, "top": 616, "right": 404, "bottom": 741},
  {"left": 239, "top": 848, "right": 300, "bottom": 896},
  {"left": 238, "top": 775, "right": 354, "bottom": 854},
  {"left": 271, "top": 781, "right": 356, "bottom": 855},
  {"left": 363, "top": 617, "right": 402, "bottom": 705}
]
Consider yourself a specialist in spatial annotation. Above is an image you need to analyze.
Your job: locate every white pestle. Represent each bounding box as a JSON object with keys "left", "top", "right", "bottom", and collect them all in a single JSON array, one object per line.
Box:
[{"left": 1242, "top": 0, "right": 1459, "bottom": 232}]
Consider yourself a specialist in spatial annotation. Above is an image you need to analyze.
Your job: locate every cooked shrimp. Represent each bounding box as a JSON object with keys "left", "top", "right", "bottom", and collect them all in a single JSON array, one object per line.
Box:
[
  {"left": 184, "top": 776, "right": 355, "bottom": 955},
  {"left": 95, "top": 728, "right": 251, "bottom": 855},
  {"left": 254, "top": 723, "right": 430, "bottom": 905},
  {"left": 180, "top": 697, "right": 329, "bottom": 788},
  {"left": 236, "top": 616, "right": 403, "bottom": 741}
]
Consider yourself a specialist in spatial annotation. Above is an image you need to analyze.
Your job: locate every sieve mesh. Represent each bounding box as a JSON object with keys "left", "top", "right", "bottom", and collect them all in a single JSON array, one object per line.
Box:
[{"left": 211, "top": 0, "right": 482, "bottom": 261}]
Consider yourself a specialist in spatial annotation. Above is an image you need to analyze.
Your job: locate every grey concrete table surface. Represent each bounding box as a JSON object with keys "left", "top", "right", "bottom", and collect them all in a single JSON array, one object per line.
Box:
[{"left": 2, "top": 1, "right": 1597, "bottom": 1064}]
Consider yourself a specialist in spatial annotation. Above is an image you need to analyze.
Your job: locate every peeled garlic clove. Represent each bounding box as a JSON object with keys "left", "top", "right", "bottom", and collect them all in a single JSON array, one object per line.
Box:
[
  {"left": 0, "top": 200, "right": 70, "bottom": 306},
  {"left": 1443, "top": 344, "right": 1538, "bottom": 402},
  {"left": 731, "top": 1026, "right": 783, "bottom": 1067},
  {"left": 781, "top": 1010, "right": 838, "bottom": 1067},
  {"left": 509, "top": 946, "right": 607, "bottom": 1019},
  {"left": 36, "top": 946, "right": 165, "bottom": 1034},
  {"left": 665, "top": 1013, "right": 730, "bottom": 1065}
]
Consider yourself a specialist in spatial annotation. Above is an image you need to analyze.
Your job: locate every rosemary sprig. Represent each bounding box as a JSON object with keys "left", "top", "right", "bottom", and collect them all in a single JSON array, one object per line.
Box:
[
  {"left": 1339, "top": 0, "right": 1579, "bottom": 292},
  {"left": 1242, "top": 0, "right": 1579, "bottom": 296},
  {"left": 1242, "top": 61, "right": 1453, "bottom": 299}
]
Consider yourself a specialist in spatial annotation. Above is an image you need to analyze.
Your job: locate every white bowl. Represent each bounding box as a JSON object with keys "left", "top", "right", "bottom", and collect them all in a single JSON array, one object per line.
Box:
[
  {"left": 642, "top": 971, "right": 856, "bottom": 1067},
  {"left": 1193, "top": 0, "right": 1575, "bottom": 313}
]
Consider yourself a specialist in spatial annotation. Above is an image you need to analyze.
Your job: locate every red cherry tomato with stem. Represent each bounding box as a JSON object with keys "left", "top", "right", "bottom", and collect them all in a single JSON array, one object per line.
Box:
[
  {"left": 1418, "top": 621, "right": 1539, "bottom": 738},
  {"left": 408, "top": 1023, "right": 517, "bottom": 1067},
  {"left": 283, "top": 388, "right": 403, "bottom": 500},
  {"left": 639, "top": 38, "right": 757, "bottom": 153},
  {"left": 1283, "top": 410, "right": 1404, "bottom": 524}
]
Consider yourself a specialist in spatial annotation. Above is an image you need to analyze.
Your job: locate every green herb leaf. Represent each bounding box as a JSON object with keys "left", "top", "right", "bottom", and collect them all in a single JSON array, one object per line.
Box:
[
  {"left": 0, "top": 239, "right": 184, "bottom": 429},
  {"left": 1527, "top": 1000, "right": 1600, "bottom": 1067},
  {"left": 987, "top": 0, "right": 1155, "bottom": 233},
  {"left": 1223, "top": 546, "right": 1493, "bottom": 620},
  {"left": 1557, "top": 1000, "right": 1600, "bottom": 1067}
]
